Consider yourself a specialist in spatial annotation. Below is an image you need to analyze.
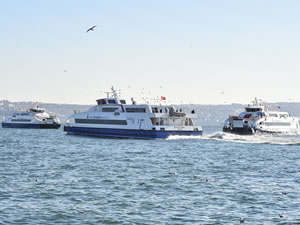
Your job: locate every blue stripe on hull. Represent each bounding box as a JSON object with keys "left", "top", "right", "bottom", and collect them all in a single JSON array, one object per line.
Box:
[
  {"left": 64, "top": 126, "right": 202, "bottom": 139},
  {"left": 2, "top": 122, "right": 60, "bottom": 129}
]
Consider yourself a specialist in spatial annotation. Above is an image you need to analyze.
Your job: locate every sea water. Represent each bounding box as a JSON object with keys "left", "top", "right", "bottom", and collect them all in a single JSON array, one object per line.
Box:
[{"left": 0, "top": 126, "right": 299, "bottom": 224}]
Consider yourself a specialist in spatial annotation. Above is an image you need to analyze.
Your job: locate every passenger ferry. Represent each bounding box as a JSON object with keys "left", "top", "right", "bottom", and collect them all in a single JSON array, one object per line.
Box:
[
  {"left": 223, "top": 98, "right": 300, "bottom": 135},
  {"left": 64, "top": 87, "right": 202, "bottom": 139},
  {"left": 2, "top": 107, "right": 61, "bottom": 129}
]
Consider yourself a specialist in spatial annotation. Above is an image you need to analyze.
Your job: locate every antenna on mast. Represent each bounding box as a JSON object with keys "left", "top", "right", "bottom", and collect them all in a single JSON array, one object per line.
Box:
[{"left": 110, "top": 86, "right": 121, "bottom": 102}]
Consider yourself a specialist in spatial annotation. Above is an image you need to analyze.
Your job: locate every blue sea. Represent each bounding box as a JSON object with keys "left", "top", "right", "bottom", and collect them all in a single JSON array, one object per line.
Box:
[{"left": 0, "top": 126, "right": 300, "bottom": 224}]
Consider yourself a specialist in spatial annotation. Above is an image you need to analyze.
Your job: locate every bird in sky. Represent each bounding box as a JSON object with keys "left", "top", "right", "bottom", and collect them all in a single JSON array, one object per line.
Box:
[{"left": 86, "top": 25, "right": 97, "bottom": 33}]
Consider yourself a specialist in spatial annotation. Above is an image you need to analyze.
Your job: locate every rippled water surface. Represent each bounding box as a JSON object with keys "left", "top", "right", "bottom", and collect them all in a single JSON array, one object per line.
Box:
[{"left": 0, "top": 126, "right": 300, "bottom": 224}]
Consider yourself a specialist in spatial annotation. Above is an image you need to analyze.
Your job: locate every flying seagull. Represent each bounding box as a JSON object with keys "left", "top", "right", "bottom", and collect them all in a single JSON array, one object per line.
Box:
[{"left": 86, "top": 25, "right": 97, "bottom": 33}]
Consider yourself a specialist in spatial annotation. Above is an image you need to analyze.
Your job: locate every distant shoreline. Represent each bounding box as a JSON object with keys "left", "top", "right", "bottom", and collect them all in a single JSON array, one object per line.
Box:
[{"left": 1, "top": 100, "right": 300, "bottom": 125}]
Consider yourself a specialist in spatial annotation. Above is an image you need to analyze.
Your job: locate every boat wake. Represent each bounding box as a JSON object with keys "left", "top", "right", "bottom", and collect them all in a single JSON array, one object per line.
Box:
[
  {"left": 166, "top": 135, "right": 204, "bottom": 140},
  {"left": 167, "top": 132, "right": 300, "bottom": 145},
  {"left": 206, "top": 131, "right": 300, "bottom": 145}
]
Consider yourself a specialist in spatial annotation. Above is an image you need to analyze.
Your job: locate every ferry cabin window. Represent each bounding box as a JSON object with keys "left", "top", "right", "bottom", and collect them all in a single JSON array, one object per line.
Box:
[
  {"left": 184, "top": 118, "right": 195, "bottom": 126},
  {"left": 126, "top": 108, "right": 146, "bottom": 113},
  {"left": 152, "top": 107, "right": 159, "bottom": 113},
  {"left": 75, "top": 119, "right": 127, "bottom": 125},
  {"left": 265, "top": 122, "right": 291, "bottom": 126},
  {"left": 107, "top": 100, "right": 116, "bottom": 104},
  {"left": 279, "top": 114, "right": 288, "bottom": 118},
  {"left": 245, "top": 108, "right": 262, "bottom": 112},
  {"left": 269, "top": 113, "right": 278, "bottom": 117},
  {"left": 30, "top": 109, "right": 44, "bottom": 113},
  {"left": 120, "top": 100, "right": 126, "bottom": 104},
  {"left": 102, "top": 107, "right": 118, "bottom": 112},
  {"left": 97, "top": 99, "right": 106, "bottom": 105},
  {"left": 11, "top": 119, "right": 31, "bottom": 122}
]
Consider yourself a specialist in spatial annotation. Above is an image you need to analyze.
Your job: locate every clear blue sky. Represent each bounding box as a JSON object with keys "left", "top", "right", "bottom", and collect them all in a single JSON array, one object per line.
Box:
[{"left": 1, "top": 0, "right": 300, "bottom": 104}]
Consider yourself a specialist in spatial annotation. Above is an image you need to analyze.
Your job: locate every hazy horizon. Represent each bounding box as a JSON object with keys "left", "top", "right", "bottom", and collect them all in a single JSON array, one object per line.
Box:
[{"left": 1, "top": 97, "right": 300, "bottom": 106}]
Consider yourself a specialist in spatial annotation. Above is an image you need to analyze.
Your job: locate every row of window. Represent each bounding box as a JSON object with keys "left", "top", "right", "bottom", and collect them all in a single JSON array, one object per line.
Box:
[
  {"left": 126, "top": 108, "right": 146, "bottom": 113},
  {"left": 75, "top": 119, "right": 127, "bottom": 125},
  {"left": 97, "top": 99, "right": 127, "bottom": 105},
  {"left": 12, "top": 113, "right": 30, "bottom": 116},
  {"left": 102, "top": 107, "right": 119, "bottom": 112},
  {"left": 100, "top": 107, "right": 146, "bottom": 113},
  {"left": 11, "top": 119, "right": 31, "bottom": 122},
  {"left": 264, "top": 122, "right": 291, "bottom": 126},
  {"left": 245, "top": 108, "right": 263, "bottom": 112},
  {"left": 268, "top": 113, "right": 289, "bottom": 118}
]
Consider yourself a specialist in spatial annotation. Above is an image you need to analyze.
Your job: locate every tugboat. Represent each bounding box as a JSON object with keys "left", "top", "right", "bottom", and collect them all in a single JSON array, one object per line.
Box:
[
  {"left": 2, "top": 106, "right": 61, "bottom": 129},
  {"left": 223, "top": 98, "right": 300, "bottom": 135},
  {"left": 64, "top": 87, "right": 202, "bottom": 139}
]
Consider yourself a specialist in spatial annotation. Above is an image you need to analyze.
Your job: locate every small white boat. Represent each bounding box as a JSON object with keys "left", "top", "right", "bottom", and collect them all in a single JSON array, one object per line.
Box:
[
  {"left": 2, "top": 107, "right": 61, "bottom": 129},
  {"left": 64, "top": 87, "right": 202, "bottom": 139},
  {"left": 223, "top": 98, "right": 300, "bottom": 135}
]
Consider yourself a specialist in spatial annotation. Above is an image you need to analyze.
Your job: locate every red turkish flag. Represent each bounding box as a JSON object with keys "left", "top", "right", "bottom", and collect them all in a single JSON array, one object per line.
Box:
[{"left": 161, "top": 96, "right": 166, "bottom": 100}]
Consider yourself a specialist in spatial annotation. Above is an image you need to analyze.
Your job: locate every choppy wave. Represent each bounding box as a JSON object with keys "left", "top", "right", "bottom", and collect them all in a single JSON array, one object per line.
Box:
[{"left": 1, "top": 128, "right": 300, "bottom": 224}]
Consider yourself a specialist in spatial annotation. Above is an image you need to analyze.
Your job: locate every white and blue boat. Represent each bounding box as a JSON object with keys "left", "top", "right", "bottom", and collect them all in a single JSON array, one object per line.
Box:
[
  {"left": 223, "top": 98, "right": 300, "bottom": 135},
  {"left": 64, "top": 87, "right": 202, "bottom": 139},
  {"left": 2, "top": 107, "right": 61, "bottom": 129}
]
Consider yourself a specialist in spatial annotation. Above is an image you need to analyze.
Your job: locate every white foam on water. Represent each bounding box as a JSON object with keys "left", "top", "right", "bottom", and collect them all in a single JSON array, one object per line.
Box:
[
  {"left": 206, "top": 131, "right": 300, "bottom": 145},
  {"left": 166, "top": 135, "right": 204, "bottom": 140},
  {"left": 166, "top": 132, "right": 300, "bottom": 145}
]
